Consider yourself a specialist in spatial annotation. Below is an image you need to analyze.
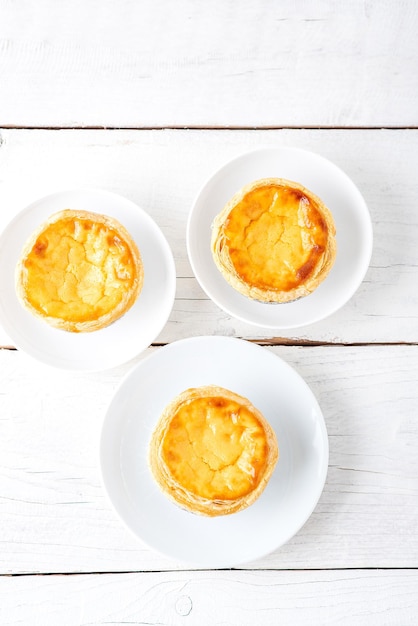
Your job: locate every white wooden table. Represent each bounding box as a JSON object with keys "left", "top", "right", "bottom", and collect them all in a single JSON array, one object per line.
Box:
[{"left": 1, "top": 1, "right": 417, "bottom": 623}]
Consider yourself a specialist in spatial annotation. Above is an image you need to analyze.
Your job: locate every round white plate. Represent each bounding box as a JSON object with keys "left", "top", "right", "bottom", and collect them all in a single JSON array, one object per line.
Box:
[
  {"left": 187, "top": 147, "right": 373, "bottom": 329},
  {"left": 0, "top": 189, "right": 176, "bottom": 371},
  {"left": 100, "top": 336, "right": 328, "bottom": 568}
]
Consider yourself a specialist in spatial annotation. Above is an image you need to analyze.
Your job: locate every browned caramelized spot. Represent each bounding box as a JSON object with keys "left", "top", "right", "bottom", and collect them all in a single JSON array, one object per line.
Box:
[
  {"left": 33, "top": 239, "right": 48, "bottom": 257},
  {"left": 208, "top": 398, "right": 227, "bottom": 408},
  {"left": 296, "top": 247, "right": 322, "bottom": 280}
]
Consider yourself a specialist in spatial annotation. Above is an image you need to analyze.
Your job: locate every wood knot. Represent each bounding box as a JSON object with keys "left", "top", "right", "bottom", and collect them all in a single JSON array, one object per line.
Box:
[{"left": 175, "top": 595, "right": 193, "bottom": 616}]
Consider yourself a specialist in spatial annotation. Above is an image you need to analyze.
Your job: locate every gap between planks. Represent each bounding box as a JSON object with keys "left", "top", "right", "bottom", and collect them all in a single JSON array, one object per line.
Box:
[
  {"left": 3, "top": 566, "right": 418, "bottom": 578},
  {"left": 0, "top": 125, "right": 418, "bottom": 132},
  {"left": 0, "top": 566, "right": 418, "bottom": 578},
  {"left": 1, "top": 341, "right": 417, "bottom": 351},
  {"left": 151, "top": 340, "right": 418, "bottom": 347}
]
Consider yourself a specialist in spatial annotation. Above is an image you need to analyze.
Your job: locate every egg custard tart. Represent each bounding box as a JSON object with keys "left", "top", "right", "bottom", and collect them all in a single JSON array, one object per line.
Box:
[
  {"left": 211, "top": 178, "right": 336, "bottom": 303},
  {"left": 16, "top": 209, "right": 143, "bottom": 332},
  {"left": 149, "top": 385, "right": 278, "bottom": 517}
]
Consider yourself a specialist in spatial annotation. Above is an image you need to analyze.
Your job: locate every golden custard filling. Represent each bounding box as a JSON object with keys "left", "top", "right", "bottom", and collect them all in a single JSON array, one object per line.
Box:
[
  {"left": 224, "top": 184, "right": 328, "bottom": 292},
  {"left": 18, "top": 210, "right": 141, "bottom": 329},
  {"left": 161, "top": 395, "right": 269, "bottom": 501},
  {"left": 211, "top": 178, "right": 336, "bottom": 304}
]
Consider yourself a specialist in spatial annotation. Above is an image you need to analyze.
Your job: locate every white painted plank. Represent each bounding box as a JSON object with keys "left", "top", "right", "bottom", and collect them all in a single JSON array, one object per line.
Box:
[
  {"left": 0, "top": 570, "right": 417, "bottom": 625},
  {"left": 0, "top": 345, "right": 417, "bottom": 574},
  {"left": 0, "top": 128, "right": 417, "bottom": 345},
  {"left": 0, "top": 0, "right": 417, "bottom": 127}
]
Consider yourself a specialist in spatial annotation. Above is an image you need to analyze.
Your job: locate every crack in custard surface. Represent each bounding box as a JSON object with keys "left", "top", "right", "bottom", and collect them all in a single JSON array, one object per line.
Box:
[
  {"left": 21, "top": 215, "right": 138, "bottom": 323},
  {"left": 161, "top": 396, "right": 268, "bottom": 501},
  {"left": 224, "top": 185, "right": 328, "bottom": 291}
]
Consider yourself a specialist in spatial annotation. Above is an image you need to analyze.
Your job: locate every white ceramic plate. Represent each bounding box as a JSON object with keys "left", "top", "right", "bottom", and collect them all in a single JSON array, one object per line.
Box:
[
  {"left": 100, "top": 336, "right": 328, "bottom": 568},
  {"left": 187, "top": 147, "right": 373, "bottom": 329},
  {"left": 0, "top": 189, "right": 176, "bottom": 370}
]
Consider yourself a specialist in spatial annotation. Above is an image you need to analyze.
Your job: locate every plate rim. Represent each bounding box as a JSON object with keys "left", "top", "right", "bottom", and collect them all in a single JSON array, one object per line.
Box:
[
  {"left": 99, "top": 335, "right": 329, "bottom": 567},
  {"left": 0, "top": 188, "right": 177, "bottom": 371},
  {"left": 186, "top": 146, "right": 373, "bottom": 329}
]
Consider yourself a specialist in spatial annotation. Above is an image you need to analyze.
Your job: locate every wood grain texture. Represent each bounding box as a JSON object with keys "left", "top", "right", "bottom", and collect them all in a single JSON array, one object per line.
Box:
[
  {"left": 0, "top": 345, "right": 416, "bottom": 574},
  {"left": 0, "top": 0, "right": 416, "bottom": 620},
  {"left": 0, "top": 128, "right": 417, "bottom": 346},
  {"left": 0, "top": 570, "right": 417, "bottom": 625},
  {"left": 0, "top": 0, "right": 417, "bottom": 127}
]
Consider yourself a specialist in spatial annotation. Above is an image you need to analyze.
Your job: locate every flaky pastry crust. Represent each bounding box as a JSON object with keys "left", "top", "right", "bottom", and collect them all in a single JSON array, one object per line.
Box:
[
  {"left": 148, "top": 385, "right": 278, "bottom": 517},
  {"left": 15, "top": 209, "right": 143, "bottom": 332},
  {"left": 211, "top": 178, "right": 336, "bottom": 303}
]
